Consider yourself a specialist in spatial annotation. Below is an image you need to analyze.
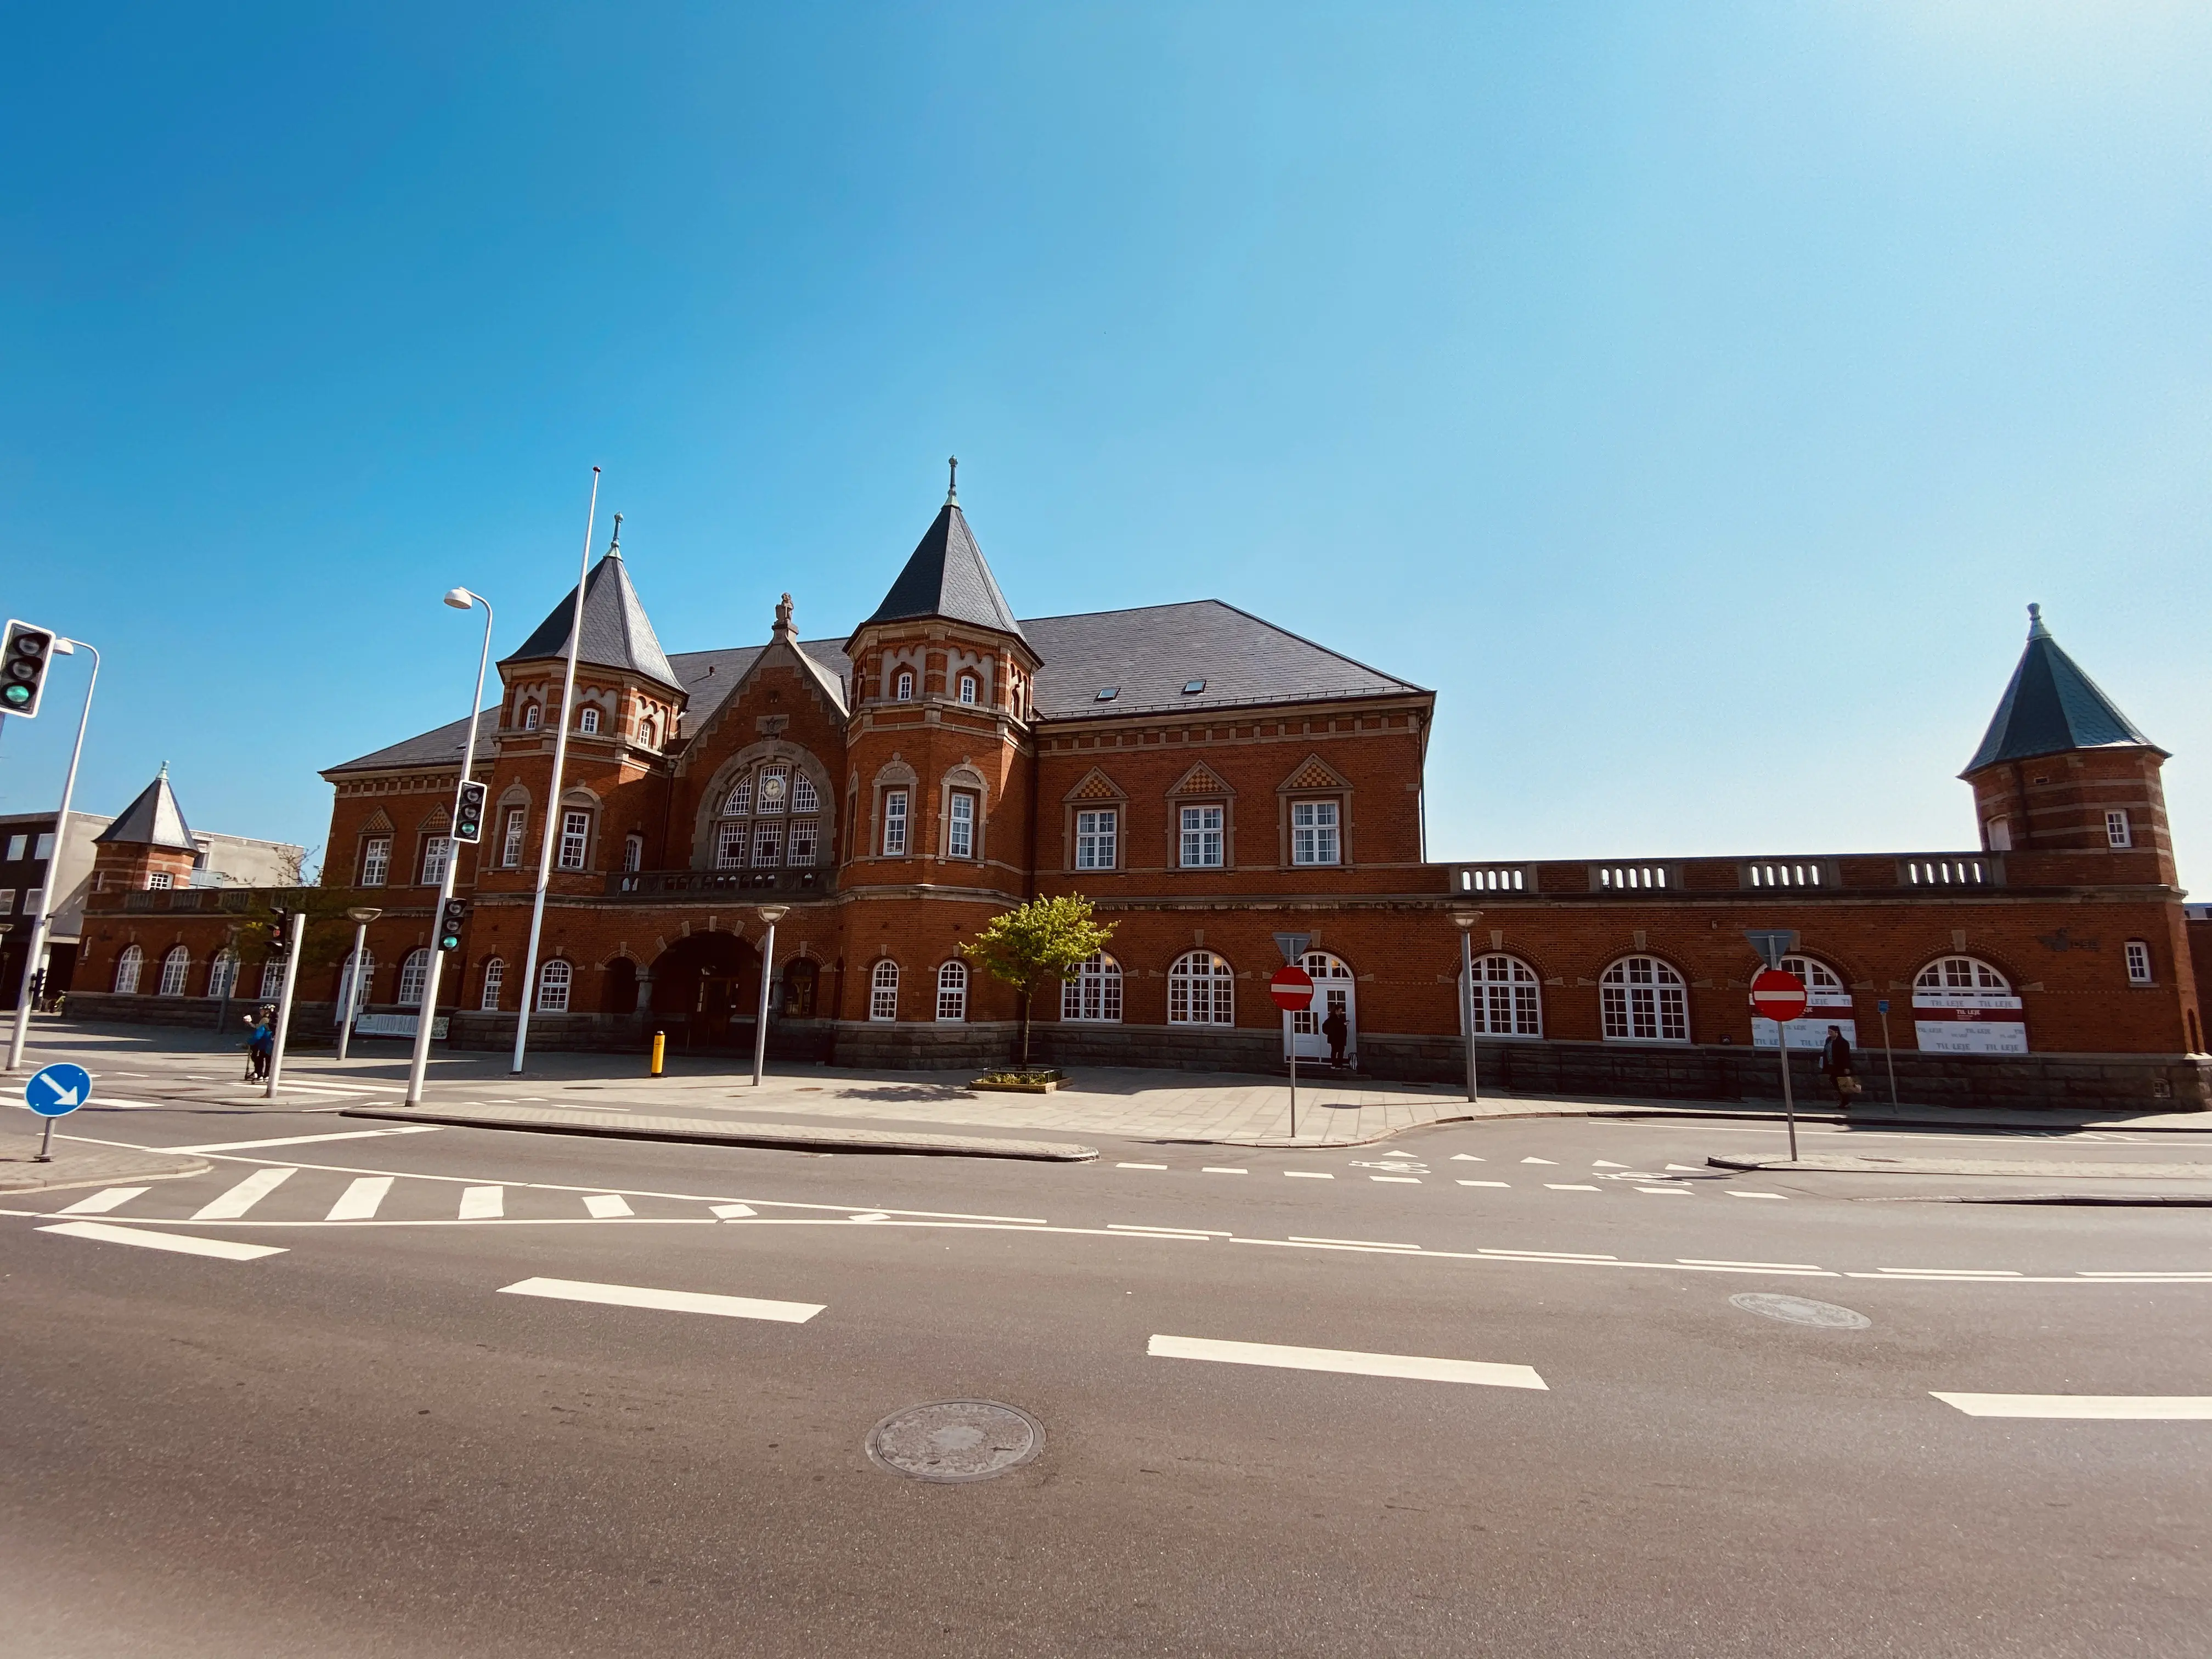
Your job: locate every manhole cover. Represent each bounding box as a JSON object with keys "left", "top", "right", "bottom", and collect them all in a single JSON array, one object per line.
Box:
[
  {"left": 866, "top": 1401, "right": 1043, "bottom": 1483},
  {"left": 1730, "top": 1293, "right": 1871, "bottom": 1330}
]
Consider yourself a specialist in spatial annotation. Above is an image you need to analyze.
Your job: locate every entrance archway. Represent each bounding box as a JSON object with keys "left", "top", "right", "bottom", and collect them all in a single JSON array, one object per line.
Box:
[
  {"left": 1284, "top": 951, "right": 1356, "bottom": 1065},
  {"left": 647, "top": 932, "right": 760, "bottom": 1049}
]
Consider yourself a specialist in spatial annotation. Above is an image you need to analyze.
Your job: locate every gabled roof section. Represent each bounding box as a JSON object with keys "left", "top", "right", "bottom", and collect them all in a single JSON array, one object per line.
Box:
[
  {"left": 855, "top": 502, "right": 1026, "bottom": 645},
  {"left": 1963, "top": 605, "right": 2162, "bottom": 775},
  {"left": 1024, "top": 600, "right": 1426, "bottom": 721},
  {"left": 94, "top": 764, "right": 196, "bottom": 850},
  {"left": 503, "top": 532, "right": 682, "bottom": 693}
]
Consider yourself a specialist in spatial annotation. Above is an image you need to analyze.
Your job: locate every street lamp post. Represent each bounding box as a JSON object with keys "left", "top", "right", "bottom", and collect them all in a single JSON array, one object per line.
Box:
[
  {"left": 407, "top": 589, "right": 495, "bottom": 1107},
  {"left": 8, "top": 636, "right": 99, "bottom": 1074},
  {"left": 336, "top": 907, "right": 382, "bottom": 1062},
  {"left": 1452, "top": 910, "right": 1482, "bottom": 1105},
  {"left": 751, "top": 905, "right": 788, "bottom": 1088}
]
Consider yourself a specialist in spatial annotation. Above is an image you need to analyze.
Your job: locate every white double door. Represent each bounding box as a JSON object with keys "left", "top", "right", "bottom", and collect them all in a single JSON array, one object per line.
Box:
[{"left": 1284, "top": 952, "right": 1356, "bottom": 1062}]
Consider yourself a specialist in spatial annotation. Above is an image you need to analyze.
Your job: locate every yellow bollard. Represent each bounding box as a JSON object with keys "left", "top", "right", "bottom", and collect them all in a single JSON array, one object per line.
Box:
[{"left": 650, "top": 1030, "right": 665, "bottom": 1077}]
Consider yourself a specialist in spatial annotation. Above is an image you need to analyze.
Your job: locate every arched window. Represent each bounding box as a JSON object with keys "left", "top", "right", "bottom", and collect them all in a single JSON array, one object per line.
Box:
[
  {"left": 1601, "top": 955, "right": 1689, "bottom": 1042},
  {"left": 522, "top": 703, "right": 540, "bottom": 731},
  {"left": 895, "top": 670, "right": 915, "bottom": 701},
  {"left": 957, "top": 674, "right": 978, "bottom": 705},
  {"left": 1062, "top": 952, "right": 1122, "bottom": 1023},
  {"left": 757, "top": 765, "right": 789, "bottom": 814},
  {"left": 114, "top": 945, "right": 143, "bottom": 995},
  {"left": 337, "top": 949, "right": 376, "bottom": 1020},
  {"left": 537, "top": 958, "right": 572, "bottom": 1013},
  {"left": 157, "top": 945, "right": 191, "bottom": 997},
  {"left": 259, "top": 958, "right": 285, "bottom": 1000},
  {"left": 639, "top": 714, "right": 657, "bottom": 747},
  {"left": 1912, "top": 955, "right": 2023, "bottom": 1054},
  {"left": 936, "top": 960, "right": 968, "bottom": 1022},
  {"left": 480, "top": 957, "right": 505, "bottom": 1011},
  {"left": 870, "top": 960, "right": 899, "bottom": 1022},
  {"left": 578, "top": 706, "right": 600, "bottom": 734},
  {"left": 397, "top": 947, "right": 431, "bottom": 1008},
  {"left": 1914, "top": 955, "right": 2012, "bottom": 998},
  {"left": 1465, "top": 953, "right": 1541, "bottom": 1037},
  {"left": 781, "top": 958, "right": 819, "bottom": 1018},
  {"left": 622, "top": 832, "right": 644, "bottom": 873},
  {"left": 792, "top": 774, "right": 819, "bottom": 813},
  {"left": 207, "top": 948, "right": 240, "bottom": 1001},
  {"left": 1169, "top": 951, "right": 1235, "bottom": 1025}
]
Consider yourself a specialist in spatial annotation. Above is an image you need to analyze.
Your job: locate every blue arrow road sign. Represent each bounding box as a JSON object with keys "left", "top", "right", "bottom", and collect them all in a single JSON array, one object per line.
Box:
[{"left": 25, "top": 1062, "right": 92, "bottom": 1118}]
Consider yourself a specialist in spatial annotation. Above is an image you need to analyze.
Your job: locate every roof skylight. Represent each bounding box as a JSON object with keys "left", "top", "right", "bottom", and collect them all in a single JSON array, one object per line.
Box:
[
  {"left": 1094, "top": 686, "right": 1119, "bottom": 701},
  {"left": 1182, "top": 678, "right": 1206, "bottom": 694}
]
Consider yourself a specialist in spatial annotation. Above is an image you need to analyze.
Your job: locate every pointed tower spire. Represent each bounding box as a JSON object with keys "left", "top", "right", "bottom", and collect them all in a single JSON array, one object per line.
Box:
[
  {"left": 946, "top": 455, "right": 958, "bottom": 505},
  {"left": 95, "top": 765, "right": 196, "bottom": 850},
  {"left": 503, "top": 522, "right": 681, "bottom": 692},
  {"left": 1963, "top": 606, "right": 2160, "bottom": 774},
  {"left": 606, "top": 512, "right": 624, "bottom": 558},
  {"left": 853, "top": 478, "right": 1025, "bottom": 646}
]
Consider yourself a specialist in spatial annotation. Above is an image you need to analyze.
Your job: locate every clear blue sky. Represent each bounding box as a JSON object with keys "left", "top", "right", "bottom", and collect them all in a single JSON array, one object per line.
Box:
[{"left": 5, "top": 4, "right": 2208, "bottom": 882}]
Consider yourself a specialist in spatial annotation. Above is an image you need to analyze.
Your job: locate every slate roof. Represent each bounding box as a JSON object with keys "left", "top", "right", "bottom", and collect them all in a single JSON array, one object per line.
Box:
[
  {"left": 855, "top": 503, "right": 1026, "bottom": 644},
  {"left": 504, "top": 540, "right": 682, "bottom": 692},
  {"left": 1963, "top": 606, "right": 2161, "bottom": 774},
  {"left": 95, "top": 765, "right": 197, "bottom": 850}
]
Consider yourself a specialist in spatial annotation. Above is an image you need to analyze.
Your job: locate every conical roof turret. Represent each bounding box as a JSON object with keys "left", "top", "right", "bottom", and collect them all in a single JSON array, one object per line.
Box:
[
  {"left": 1963, "top": 605, "right": 2162, "bottom": 775},
  {"left": 504, "top": 517, "right": 682, "bottom": 692},
  {"left": 853, "top": 463, "right": 1026, "bottom": 647},
  {"left": 95, "top": 762, "right": 197, "bottom": 850}
]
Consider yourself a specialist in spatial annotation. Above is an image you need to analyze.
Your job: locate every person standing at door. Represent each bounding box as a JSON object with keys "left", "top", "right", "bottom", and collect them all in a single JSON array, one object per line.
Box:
[{"left": 1322, "top": 1003, "right": 1350, "bottom": 1068}]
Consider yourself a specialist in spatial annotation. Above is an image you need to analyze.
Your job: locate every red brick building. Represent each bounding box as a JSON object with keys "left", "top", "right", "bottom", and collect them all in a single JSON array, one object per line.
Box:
[{"left": 69, "top": 490, "right": 2207, "bottom": 1108}]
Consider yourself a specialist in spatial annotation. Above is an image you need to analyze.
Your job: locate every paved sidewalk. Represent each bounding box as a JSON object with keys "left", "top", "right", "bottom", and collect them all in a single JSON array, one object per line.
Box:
[
  {"left": 1708, "top": 1152, "right": 2212, "bottom": 1180},
  {"left": 0, "top": 1121, "right": 210, "bottom": 1195},
  {"left": 346, "top": 1101, "right": 1100, "bottom": 1160}
]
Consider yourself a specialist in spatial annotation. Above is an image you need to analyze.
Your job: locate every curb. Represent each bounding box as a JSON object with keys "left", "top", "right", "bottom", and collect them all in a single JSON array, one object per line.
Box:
[
  {"left": 1707, "top": 1153, "right": 2212, "bottom": 1181},
  {"left": 340, "top": 1104, "right": 1098, "bottom": 1162},
  {"left": 1856, "top": 1193, "right": 2212, "bottom": 1207},
  {"left": 0, "top": 1152, "right": 212, "bottom": 1196},
  {"left": 1595, "top": 1105, "right": 2212, "bottom": 1133}
]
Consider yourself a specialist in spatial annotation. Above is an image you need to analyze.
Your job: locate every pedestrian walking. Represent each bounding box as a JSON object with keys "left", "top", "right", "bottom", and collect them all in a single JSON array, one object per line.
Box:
[
  {"left": 1819, "top": 1024, "right": 1860, "bottom": 1108},
  {"left": 1322, "top": 1003, "right": 1350, "bottom": 1068},
  {"left": 244, "top": 1005, "right": 276, "bottom": 1082}
]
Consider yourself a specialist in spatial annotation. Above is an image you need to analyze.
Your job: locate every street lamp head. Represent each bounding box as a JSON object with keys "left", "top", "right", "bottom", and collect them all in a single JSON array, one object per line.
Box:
[
  {"left": 757, "top": 905, "right": 790, "bottom": 924},
  {"left": 443, "top": 587, "right": 481, "bottom": 611},
  {"left": 346, "top": 907, "right": 383, "bottom": 924},
  {"left": 1451, "top": 910, "right": 1481, "bottom": 931}
]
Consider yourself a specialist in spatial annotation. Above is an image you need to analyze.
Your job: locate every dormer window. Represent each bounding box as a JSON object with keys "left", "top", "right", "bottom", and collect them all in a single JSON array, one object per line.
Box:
[
  {"left": 1182, "top": 679, "right": 1206, "bottom": 695},
  {"left": 578, "top": 707, "right": 600, "bottom": 734},
  {"left": 958, "top": 674, "right": 978, "bottom": 705},
  {"left": 522, "top": 703, "right": 540, "bottom": 731},
  {"left": 1094, "top": 687, "right": 1118, "bottom": 702},
  {"left": 895, "top": 671, "right": 915, "bottom": 701}
]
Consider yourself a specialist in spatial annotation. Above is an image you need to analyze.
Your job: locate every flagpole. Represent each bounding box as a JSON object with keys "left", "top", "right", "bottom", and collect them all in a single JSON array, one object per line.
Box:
[{"left": 512, "top": 466, "right": 599, "bottom": 1075}]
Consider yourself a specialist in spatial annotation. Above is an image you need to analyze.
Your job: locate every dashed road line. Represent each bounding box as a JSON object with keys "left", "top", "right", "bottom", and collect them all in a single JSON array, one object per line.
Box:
[
  {"left": 1457, "top": 1180, "right": 1509, "bottom": 1187},
  {"left": 1117, "top": 1162, "right": 1168, "bottom": 1170},
  {"left": 39, "top": 1220, "right": 285, "bottom": 1261},
  {"left": 1148, "top": 1333, "right": 1547, "bottom": 1390},
  {"left": 1545, "top": 1184, "right": 1600, "bottom": 1192},
  {"left": 1727, "top": 1191, "right": 1788, "bottom": 1200},
  {"left": 1202, "top": 1167, "right": 1249, "bottom": 1176},
  {"left": 1370, "top": 1175, "right": 1421, "bottom": 1184},
  {"left": 1284, "top": 1171, "right": 1333, "bottom": 1179},
  {"left": 1289, "top": 1235, "right": 1420, "bottom": 1251},
  {"left": 1933, "top": 1392, "right": 2212, "bottom": 1420},
  {"left": 498, "top": 1277, "right": 823, "bottom": 1324}
]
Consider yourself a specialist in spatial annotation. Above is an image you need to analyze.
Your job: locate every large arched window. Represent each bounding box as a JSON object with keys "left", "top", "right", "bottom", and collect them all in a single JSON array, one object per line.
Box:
[
  {"left": 936, "top": 960, "right": 968, "bottom": 1022},
  {"left": 1465, "top": 953, "right": 1541, "bottom": 1037},
  {"left": 397, "top": 947, "right": 431, "bottom": 1008},
  {"left": 1601, "top": 955, "right": 1689, "bottom": 1042},
  {"left": 1169, "top": 951, "right": 1235, "bottom": 1025},
  {"left": 114, "top": 945, "right": 143, "bottom": 995},
  {"left": 717, "top": 763, "right": 825, "bottom": 870},
  {"left": 157, "top": 945, "right": 190, "bottom": 997},
  {"left": 870, "top": 960, "right": 899, "bottom": 1022},
  {"left": 1915, "top": 956, "right": 2012, "bottom": 998},
  {"left": 1062, "top": 952, "right": 1123, "bottom": 1023},
  {"left": 480, "top": 957, "right": 505, "bottom": 1012},
  {"left": 1912, "top": 954, "right": 2023, "bottom": 1054},
  {"left": 207, "top": 948, "right": 240, "bottom": 1001},
  {"left": 536, "top": 958, "right": 572, "bottom": 1013}
]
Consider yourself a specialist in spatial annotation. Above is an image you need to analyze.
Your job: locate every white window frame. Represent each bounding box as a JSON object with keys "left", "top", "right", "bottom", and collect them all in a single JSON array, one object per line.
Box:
[
  {"left": 500, "top": 809, "right": 525, "bottom": 868},
  {"left": 115, "top": 945, "right": 143, "bottom": 994},
  {"left": 362, "top": 836, "right": 391, "bottom": 887},
  {"left": 1168, "top": 950, "right": 1235, "bottom": 1025},
  {"left": 622, "top": 833, "right": 643, "bottom": 873},
  {"left": 1075, "top": 809, "right": 1117, "bottom": 872},
  {"left": 3, "top": 834, "right": 21, "bottom": 860},
  {"left": 870, "top": 960, "right": 899, "bottom": 1021},
  {"left": 936, "top": 960, "right": 967, "bottom": 1022},
  {"left": 157, "top": 945, "right": 190, "bottom": 997},
  {"left": 397, "top": 947, "right": 431, "bottom": 1008},
  {"left": 1464, "top": 953, "right": 1542, "bottom": 1037},
  {"left": 420, "top": 835, "right": 453, "bottom": 887},
  {"left": 578, "top": 706, "right": 600, "bottom": 735},
  {"left": 1179, "top": 804, "right": 1224, "bottom": 868},
  {"left": 717, "top": 823, "right": 747, "bottom": 870},
  {"left": 792, "top": 774, "right": 819, "bottom": 813},
  {"left": 1062, "top": 952, "right": 1123, "bottom": 1023},
  {"left": 522, "top": 703, "right": 540, "bottom": 730},
  {"left": 207, "top": 948, "right": 240, "bottom": 1001},
  {"left": 948, "top": 791, "right": 977, "bottom": 859},
  {"left": 1601, "top": 955, "right": 1690, "bottom": 1043},
  {"left": 789, "top": 818, "right": 819, "bottom": 866},
  {"left": 0, "top": 890, "right": 14, "bottom": 917},
  {"left": 752, "top": 823, "right": 784, "bottom": 867},
  {"left": 2107, "top": 809, "right": 2133, "bottom": 849},
  {"left": 957, "top": 674, "right": 977, "bottom": 705},
  {"left": 536, "top": 958, "right": 572, "bottom": 1013},
  {"left": 32, "top": 832, "right": 51, "bottom": 859},
  {"left": 557, "top": 809, "right": 590, "bottom": 871},
  {"left": 2125, "top": 940, "right": 2154, "bottom": 986},
  {"left": 882, "top": 790, "right": 909, "bottom": 856},
  {"left": 726, "top": 777, "right": 755, "bottom": 816},
  {"left": 146, "top": 872, "right": 173, "bottom": 891},
  {"left": 480, "top": 957, "right": 505, "bottom": 1011},
  {"left": 895, "top": 670, "right": 915, "bottom": 702},
  {"left": 1290, "top": 799, "right": 1340, "bottom": 866}
]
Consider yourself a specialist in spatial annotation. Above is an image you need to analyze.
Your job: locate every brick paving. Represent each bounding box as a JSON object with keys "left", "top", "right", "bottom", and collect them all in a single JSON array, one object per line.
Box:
[{"left": 0, "top": 1124, "right": 211, "bottom": 1194}]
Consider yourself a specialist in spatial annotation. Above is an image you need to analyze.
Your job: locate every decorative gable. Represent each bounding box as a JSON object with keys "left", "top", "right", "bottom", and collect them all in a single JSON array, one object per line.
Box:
[
  {"left": 1167, "top": 763, "right": 1233, "bottom": 798},
  {"left": 1278, "top": 753, "right": 1350, "bottom": 793},
  {"left": 1064, "top": 768, "right": 1126, "bottom": 803},
  {"left": 359, "top": 809, "right": 394, "bottom": 834}
]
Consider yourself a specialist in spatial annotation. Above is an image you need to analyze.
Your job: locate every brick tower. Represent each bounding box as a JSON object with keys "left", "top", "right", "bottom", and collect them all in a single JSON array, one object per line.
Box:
[{"left": 89, "top": 764, "right": 200, "bottom": 894}]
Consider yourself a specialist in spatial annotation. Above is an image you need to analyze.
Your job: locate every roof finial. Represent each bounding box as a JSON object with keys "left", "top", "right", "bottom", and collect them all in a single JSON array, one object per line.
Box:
[
  {"left": 157, "top": 760, "right": 168, "bottom": 782},
  {"left": 2027, "top": 601, "right": 2047, "bottom": 639},
  {"left": 606, "top": 512, "right": 623, "bottom": 558},
  {"left": 946, "top": 455, "right": 958, "bottom": 505},
  {"left": 774, "top": 591, "right": 795, "bottom": 641}
]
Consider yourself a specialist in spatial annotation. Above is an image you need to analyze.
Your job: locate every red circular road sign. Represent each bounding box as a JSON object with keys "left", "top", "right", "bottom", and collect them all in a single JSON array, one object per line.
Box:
[
  {"left": 1748, "top": 968, "right": 1809, "bottom": 1025},
  {"left": 1269, "top": 963, "right": 1316, "bottom": 1012}
]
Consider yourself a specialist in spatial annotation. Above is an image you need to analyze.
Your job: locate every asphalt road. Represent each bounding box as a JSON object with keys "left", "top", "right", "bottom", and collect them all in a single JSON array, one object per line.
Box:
[{"left": 3, "top": 1041, "right": 2208, "bottom": 1657}]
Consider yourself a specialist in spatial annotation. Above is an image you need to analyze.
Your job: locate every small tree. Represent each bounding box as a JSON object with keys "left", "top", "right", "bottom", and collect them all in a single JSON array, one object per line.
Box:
[{"left": 961, "top": 894, "right": 1114, "bottom": 1070}]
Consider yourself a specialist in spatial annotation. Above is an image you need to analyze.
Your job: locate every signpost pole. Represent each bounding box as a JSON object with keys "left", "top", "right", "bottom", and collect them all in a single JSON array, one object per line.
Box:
[
  {"left": 752, "top": 906, "right": 788, "bottom": 1087},
  {"left": 1269, "top": 933, "right": 1314, "bottom": 1144},
  {"left": 1878, "top": 998, "right": 1900, "bottom": 1109},
  {"left": 264, "top": 910, "right": 306, "bottom": 1100},
  {"left": 1778, "top": 1013, "right": 1798, "bottom": 1162},
  {"left": 37, "top": 1112, "right": 55, "bottom": 1163}
]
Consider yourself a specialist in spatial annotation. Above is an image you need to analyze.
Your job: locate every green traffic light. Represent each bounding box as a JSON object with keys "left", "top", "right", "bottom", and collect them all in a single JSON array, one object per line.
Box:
[{"left": 1, "top": 685, "right": 27, "bottom": 708}]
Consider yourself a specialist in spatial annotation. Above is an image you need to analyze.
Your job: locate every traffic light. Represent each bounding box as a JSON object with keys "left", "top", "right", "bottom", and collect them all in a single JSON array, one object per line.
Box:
[
  {"left": 267, "top": 905, "right": 291, "bottom": 958},
  {"left": 436, "top": 898, "right": 469, "bottom": 952},
  {"left": 452, "top": 780, "right": 487, "bottom": 844},
  {"left": 0, "top": 620, "right": 58, "bottom": 718}
]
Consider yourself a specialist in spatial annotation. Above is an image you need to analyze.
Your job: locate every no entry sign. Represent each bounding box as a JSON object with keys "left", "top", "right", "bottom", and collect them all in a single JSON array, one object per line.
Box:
[
  {"left": 1748, "top": 969, "right": 1809, "bottom": 1026},
  {"left": 1269, "top": 964, "right": 1316, "bottom": 1013}
]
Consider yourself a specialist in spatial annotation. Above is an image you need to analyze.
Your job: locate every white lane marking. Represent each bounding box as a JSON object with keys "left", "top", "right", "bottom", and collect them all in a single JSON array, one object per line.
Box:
[
  {"left": 498, "top": 1277, "right": 823, "bottom": 1323},
  {"left": 1284, "top": 1171, "right": 1334, "bottom": 1179},
  {"left": 169, "top": 1127, "right": 445, "bottom": 1154},
  {"left": 712, "top": 1204, "right": 757, "bottom": 1218},
  {"left": 1593, "top": 1160, "right": 1630, "bottom": 1169},
  {"left": 1290, "top": 1235, "right": 1420, "bottom": 1251},
  {"left": 325, "top": 1177, "right": 393, "bottom": 1221},
  {"left": 1111, "top": 1222, "right": 1231, "bottom": 1237},
  {"left": 1148, "top": 1333, "right": 1546, "bottom": 1390},
  {"left": 1727, "top": 1191, "right": 1788, "bottom": 1199},
  {"left": 1118, "top": 1162, "right": 1169, "bottom": 1170},
  {"left": 1637, "top": 1187, "right": 1691, "bottom": 1195},
  {"left": 1520, "top": 1157, "right": 1556, "bottom": 1165},
  {"left": 1681, "top": 1258, "right": 1824, "bottom": 1271},
  {"left": 1545, "top": 1183, "right": 1600, "bottom": 1192},
  {"left": 1457, "top": 1180, "right": 1509, "bottom": 1187},
  {"left": 1933, "top": 1393, "right": 2212, "bottom": 1420},
  {"left": 1666, "top": 1164, "right": 1703, "bottom": 1172},
  {"left": 459, "top": 1186, "right": 504, "bottom": 1220},
  {"left": 583, "top": 1194, "right": 635, "bottom": 1218},
  {"left": 848, "top": 1211, "right": 890, "bottom": 1222},
  {"left": 191, "top": 1167, "right": 296, "bottom": 1221},
  {"left": 39, "top": 1220, "right": 285, "bottom": 1261},
  {"left": 1451, "top": 1154, "right": 1485, "bottom": 1161},
  {"left": 1882, "top": 1267, "right": 2021, "bottom": 1278},
  {"left": 1480, "top": 1248, "right": 1616, "bottom": 1260},
  {"left": 1370, "top": 1175, "right": 1421, "bottom": 1184},
  {"left": 58, "top": 1187, "right": 149, "bottom": 1215},
  {"left": 1203, "top": 1167, "right": 1249, "bottom": 1176}
]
